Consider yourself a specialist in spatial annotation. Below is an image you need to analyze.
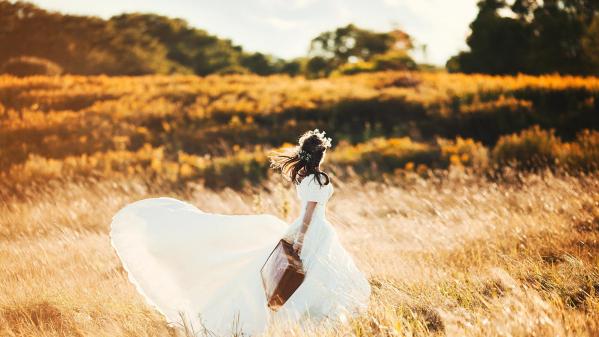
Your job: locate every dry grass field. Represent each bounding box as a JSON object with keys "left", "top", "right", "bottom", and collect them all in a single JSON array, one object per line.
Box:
[
  {"left": 1, "top": 71, "right": 598, "bottom": 336},
  {"left": 1, "top": 169, "right": 598, "bottom": 336}
]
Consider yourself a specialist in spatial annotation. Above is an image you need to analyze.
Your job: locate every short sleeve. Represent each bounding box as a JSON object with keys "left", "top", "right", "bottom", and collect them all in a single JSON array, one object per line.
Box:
[{"left": 302, "top": 177, "right": 330, "bottom": 203}]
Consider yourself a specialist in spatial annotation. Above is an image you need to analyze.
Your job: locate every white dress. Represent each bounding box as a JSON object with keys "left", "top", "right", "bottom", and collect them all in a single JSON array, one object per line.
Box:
[{"left": 110, "top": 174, "right": 371, "bottom": 336}]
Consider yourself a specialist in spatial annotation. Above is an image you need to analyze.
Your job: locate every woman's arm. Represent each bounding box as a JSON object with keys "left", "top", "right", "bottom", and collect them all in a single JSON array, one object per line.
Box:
[{"left": 293, "top": 201, "right": 317, "bottom": 254}]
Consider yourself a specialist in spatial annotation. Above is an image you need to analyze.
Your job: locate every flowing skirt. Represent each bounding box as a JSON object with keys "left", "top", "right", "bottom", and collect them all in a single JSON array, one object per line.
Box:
[{"left": 110, "top": 197, "right": 370, "bottom": 336}]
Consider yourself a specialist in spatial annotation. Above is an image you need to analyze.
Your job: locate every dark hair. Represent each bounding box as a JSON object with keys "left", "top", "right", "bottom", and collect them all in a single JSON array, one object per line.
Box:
[{"left": 268, "top": 129, "right": 332, "bottom": 186}]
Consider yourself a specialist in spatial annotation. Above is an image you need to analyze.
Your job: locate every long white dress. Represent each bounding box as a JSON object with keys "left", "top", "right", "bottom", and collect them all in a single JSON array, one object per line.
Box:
[{"left": 109, "top": 174, "right": 371, "bottom": 336}]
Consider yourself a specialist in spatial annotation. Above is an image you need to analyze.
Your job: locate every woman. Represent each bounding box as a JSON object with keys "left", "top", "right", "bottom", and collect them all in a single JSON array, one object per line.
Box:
[{"left": 109, "top": 129, "right": 371, "bottom": 336}]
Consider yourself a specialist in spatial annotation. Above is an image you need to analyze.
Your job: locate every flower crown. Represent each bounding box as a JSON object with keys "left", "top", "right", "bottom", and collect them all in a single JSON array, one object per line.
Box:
[
  {"left": 297, "top": 129, "right": 332, "bottom": 162},
  {"left": 299, "top": 129, "right": 332, "bottom": 149}
]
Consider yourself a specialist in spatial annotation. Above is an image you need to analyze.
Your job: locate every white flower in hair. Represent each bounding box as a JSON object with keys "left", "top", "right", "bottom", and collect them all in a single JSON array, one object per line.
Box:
[
  {"left": 298, "top": 149, "right": 312, "bottom": 161},
  {"left": 309, "top": 128, "right": 333, "bottom": 148}
]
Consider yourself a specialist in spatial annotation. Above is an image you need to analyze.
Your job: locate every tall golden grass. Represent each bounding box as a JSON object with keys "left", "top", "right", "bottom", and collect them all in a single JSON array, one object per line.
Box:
[
  {"left": 1, "top": 170, "right": 598, "bottom": 336},
  {"left": 1, "top": 71, "right": 598, "bottom": 336}
]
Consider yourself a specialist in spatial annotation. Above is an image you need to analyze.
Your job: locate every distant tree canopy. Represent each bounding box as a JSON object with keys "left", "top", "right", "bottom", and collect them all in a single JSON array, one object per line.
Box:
[
  {"left": 0, "top": 2, "right": 420, "bottom": 77},
  {"left": 448, "top": 0, "right": 599, "bottom": 75},
  {"left": 0, "top": 1, "right": 298, "bottom": 76},
  {"left": 306, "top": 24, "right": 416, "bottom": 77}
]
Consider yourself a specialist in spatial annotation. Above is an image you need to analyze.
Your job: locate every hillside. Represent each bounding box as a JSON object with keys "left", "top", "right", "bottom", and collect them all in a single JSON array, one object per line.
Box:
[
  {"left": 1, "top": 71, "right": 597, "bottom": 192},
  {"left": 0, "top": 1, "right": 292, "bottom": 76}
]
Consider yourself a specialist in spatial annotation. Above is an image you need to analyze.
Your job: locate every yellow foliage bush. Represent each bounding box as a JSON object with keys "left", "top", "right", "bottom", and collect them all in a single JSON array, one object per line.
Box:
[
  {"left": 492, "top": 126, "right": 599, "bottom": 171},
  {"left": 1, "top": 71, "right": 597, "bottom": 189}
]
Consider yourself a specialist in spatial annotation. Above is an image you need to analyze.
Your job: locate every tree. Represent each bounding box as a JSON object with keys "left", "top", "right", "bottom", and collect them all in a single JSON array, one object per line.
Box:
[
  {"left": 109, "top": 13, "right": 244, "bottom": 75},
  {"left": 448, "top": 0, "right": 599, "bottom": 75},
  {"left": 306, "top": 56, "right": 331, "bottom": 78},
  {"left": 447, "top": 0, "right": 532, "bottom": 74},
  {"left": 0, "top": 2, "right": 272, "bottom": 76},
  {"left": 306, "top": 24, "right": 414, "bottom": 77},
  {"left": 280, "top": 59, "right": 302, "bottom": 76},
  {"left": 582, "top": 14, "right": 599, "bottom": 73},
  {"left": 527, "top": 0, "right": 599, "bottom": 74},
  {"left": 239, "top": 52, "right": 300, "bottom": 76}
]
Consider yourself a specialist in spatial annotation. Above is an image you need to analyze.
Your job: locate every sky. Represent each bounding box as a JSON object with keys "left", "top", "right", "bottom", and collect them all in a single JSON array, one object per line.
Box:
[{"left": 28, "top": 0, "right": 480, "bottom": 66}]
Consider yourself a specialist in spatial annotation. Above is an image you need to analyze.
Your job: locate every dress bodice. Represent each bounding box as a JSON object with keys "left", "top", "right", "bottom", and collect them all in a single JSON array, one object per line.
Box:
[{"left": 295, "top": 174, "right": 334, "bottom": 219}]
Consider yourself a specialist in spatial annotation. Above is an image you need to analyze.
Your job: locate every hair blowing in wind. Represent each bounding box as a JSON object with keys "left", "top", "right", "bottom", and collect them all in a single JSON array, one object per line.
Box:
[{"left": 268, "top": 129, "right": 332, "bottom": 186}]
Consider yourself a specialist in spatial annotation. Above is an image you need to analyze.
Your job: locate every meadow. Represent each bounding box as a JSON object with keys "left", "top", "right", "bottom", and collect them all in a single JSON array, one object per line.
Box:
[
  {"left": 1, "top": 171, "right": 598, "bottom": 336},
  {"left": 1, "top": 71, "right": 598, "bottom": 336}
]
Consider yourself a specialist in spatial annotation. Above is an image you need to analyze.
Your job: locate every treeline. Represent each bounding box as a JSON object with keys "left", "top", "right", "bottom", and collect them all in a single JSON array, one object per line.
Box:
[
  {"left": 448, "top": 0, "right": 599, "bottom": 75},
  {"left": 0, "top": 1, "right": 417, "bottom": 77},
  {"left": 0, "top": 1, "right": 288, "bottom": 76},
  {"left": 2, "top": 1, "right": 599, "bottom": 77}
]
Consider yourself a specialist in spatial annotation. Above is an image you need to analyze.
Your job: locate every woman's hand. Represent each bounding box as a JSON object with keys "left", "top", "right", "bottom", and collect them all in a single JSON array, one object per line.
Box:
[{"left": 293, "top": 233, "right": 304, "bottom": 255}]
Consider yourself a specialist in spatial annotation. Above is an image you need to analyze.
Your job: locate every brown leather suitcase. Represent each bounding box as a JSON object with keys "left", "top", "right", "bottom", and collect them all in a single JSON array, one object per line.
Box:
[{"left": 260, "top": 238, "right": 306, "bottom": 310}]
